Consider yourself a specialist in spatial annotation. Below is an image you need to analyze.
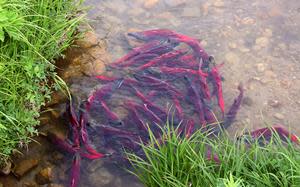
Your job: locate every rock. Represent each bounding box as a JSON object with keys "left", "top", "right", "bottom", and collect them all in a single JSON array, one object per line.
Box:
[
  {"left": 280, "top": 80, "right": 291, "bottom": 89},
  {"left": 165, "top": 0, "right": 185, "bottom": 7},
  {"left": 252, "top": 45, "right": 261, "bottom": 51},
  {"left": 264, "top": 70, "right": 277, "bottom": 78},
  {"left": 241, "top": 17, "right": 255, "bottom": 25},
  {"left": 59, "top": 65, "right": 83, "bottom": 80},
  {"left": 0, "top": 161, "right": 12, "bottom": 175},
  {"left": 213, "top": 0, "right": 224, "bottom": 7},
  {"left": 82, "top": 59, "right": 106, "bottom": 76},
  {"left": 13, "top": 159, "right": 39, "bottom": 178},
  {"left": 225, "top": 52, "right": 239, "bottom": 64},
  {"left": 47, "top": 184, "right": 64, "bottom": 187},
  {"left": 268, "top": 100, "right": 281, "bottom": 108},
  {"left": 182, "top": 7, "right": 201, "bottom": 17},
  {"left": 128, "top": 8, "right": 144, "bottom": 16},
  {"left": 255, "top": 37, "right": 269, "bottom": 48},
  {"left": 46, "top": 91, "right": 68, "bottom": 107},
  {"left": 274, "top": 113, "right": 284, "bottom": 120},
  {"left": 75, "top": 31, "right": 99, "bottom": 49},
  {"left": 35, "top": 167, "right": 52, "bottom": 185},
  {"left": 86, "top": 159, "right": 104, "bottom": 172},
  {"left": 89, "top": 168, "right": 113, "bottom": 186},
  {"left": 255, "top": 63, "right": 266, "bottom": 73},
  {"left": 239, "top": 47, "right": 250, "bottom": 53},
  {"left": 228, "top": 42, "right": 237, "bottom": 49},
  {"left": 22, "top": 181, "right": 39, "bottom": 187},
  {"left": 201, "top": 2, "right": 209, "bottom": 16},
  {"left": 201, "top": 40, "right": 208, "bottom": 47},
  {"left": 144, "top": 0, "right": 159, "bottom": 9},
  {"left": 242, "top": 97, "right": 253, "bottom": 106},
  {"left": 268, "top": 5, "right": 282, "bottom": 17},
  {"left": 263, "top": 28, "right": 273, "bottom": 37}
]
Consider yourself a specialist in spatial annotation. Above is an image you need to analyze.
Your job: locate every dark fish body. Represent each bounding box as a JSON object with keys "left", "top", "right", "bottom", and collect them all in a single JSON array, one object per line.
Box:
[
  {"left": 184, "top": 76, "right": 206, "bottom": 126},
  {"left": 223, "top": 84, "right": 244, "bottom": 129},
  {"left": 70, "top": 153, "right": 81, "bottom": 187}
]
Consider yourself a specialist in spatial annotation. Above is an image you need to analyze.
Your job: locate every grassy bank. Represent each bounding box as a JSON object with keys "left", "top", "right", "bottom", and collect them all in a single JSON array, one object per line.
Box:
[
  {"left": 0, "top": 0, "right": 84, "bottom": 162},
  {"left": 127, "top": 124, "right": 300, "bottom": 187}
]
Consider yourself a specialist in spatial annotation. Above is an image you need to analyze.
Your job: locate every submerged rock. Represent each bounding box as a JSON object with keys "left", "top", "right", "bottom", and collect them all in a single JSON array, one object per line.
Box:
[
  {"left": 22, "top": 181, "right": 39, "bottom": 187},
  {"left": 144, "top": 0, "right": 159, "bottom": 9},
  {"left": 274, "top": 113, "right": 284, "bottom": 120},
  {"left": 0, "top": 161, "right": 12, "bottom": 175},
  {"left": 13, "top": 159, "right": 39, "bottom": 178},
  {"left": 35, "top": 167, "right": 53, "bottom": 185},
  {"left": 75, "top": 31, "right": 99, "bottom": 49},
  {"left": 88, "top": 168, "right": 113, "bottom": 186}
]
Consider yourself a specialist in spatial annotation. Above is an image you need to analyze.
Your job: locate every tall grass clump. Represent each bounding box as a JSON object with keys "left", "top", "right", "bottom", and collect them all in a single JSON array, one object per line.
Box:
[
  {"left": 127, "top": 123, "right": 300, "bottom": 187},
  {"left": 0, "top": 0, "right": 85, "bottom": 163}
]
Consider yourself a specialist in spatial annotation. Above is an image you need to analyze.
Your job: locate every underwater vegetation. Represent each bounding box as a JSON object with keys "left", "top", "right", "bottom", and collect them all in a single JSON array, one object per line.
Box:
[{"left": 48, "top": 29, "right": 299, "bottom": 187}]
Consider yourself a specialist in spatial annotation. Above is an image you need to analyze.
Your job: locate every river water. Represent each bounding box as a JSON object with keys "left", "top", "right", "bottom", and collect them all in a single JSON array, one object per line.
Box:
[
  {"left": 86, "top": 0, "right": 300, "bottom": 134},
  {"left": 1, "top": 0, "right": 299, "bottom": 186},
  {"left": 77, "top": 0, "right": 300, "bottom": 186}
]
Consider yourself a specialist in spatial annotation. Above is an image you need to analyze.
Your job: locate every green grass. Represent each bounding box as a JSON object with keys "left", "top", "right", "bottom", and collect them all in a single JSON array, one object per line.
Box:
[
  {"left": 0, "top": 0, "right": 84, "bottom": 163},
  {"left": 127, "top": 123, "right": 300, "bottom": 187}
]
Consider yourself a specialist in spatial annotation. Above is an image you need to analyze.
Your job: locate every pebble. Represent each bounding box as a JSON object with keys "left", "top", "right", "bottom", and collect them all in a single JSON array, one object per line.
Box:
[
  {"left": 242, "top": 96, "right": 254, "bottom": 106},
  {"left": 263, "top": 28, "right": 273, "bottom": 37},
  {"left": 239, "top": 47, "right": 250, "bottom": 53},
  {"left": 225, "top": 52, "right": 239, "bottom": 64},
  {"left": 280, "top": 80, "right": 291, "bottom": 89},
  {"left": 201, "top": 2, "right": 209, "bottom": 16},
  {"left": 228, "top": 42, "right": 237, "bottom": 49},
  {"left": 255, "top": 37, "right": 269, "bottom": 47},
  {"left": 252, "top": 45, "right": 261, "bottom": 51},
  {"left": 264, "top": 70, "right": 277, "bottom": 78},
  {"left": 35, "top": 167, "right": 52, "bottom": 185},
  {"left": 255, "top": 63, "right": 266, "bottom": 73},
  {"left": 182, "top": 7, "right": 201, "bottom": 17},
  {"left": 201, "top": 40, "right": 208, "bottom": 47},
  {"left": 274, "top": 113, "right": 284, "bottom": 120},
  {"left": 0, "top": 161, "right": 12, "bottom": 175},
  {"left": 213, "top": 0, "right": 224, "bottom": 7},
  {"left": 241, "top": 17, "right": 255, "bottom": 25},
  {"left": 165, "top": 0, "right": 185, "bottom": 7},
  {"left": 268, "top": 100, "right": 281, "bottom": 108},
  {"left": 82, "top": 59, "right": 106, "bottom": 76},
  {"left": 89, "top": 168, "right": 113, "bottom": 186},
  {"left": 47, "top": 184, "right": 64, "bottom": 187},
  {"left": 75, "top": 31, "right": 99, "bottom": 49},
  {"left": 144, "top": 0, "right": 159, "bottom": 9},
  {"left": 86, "top": 159, "right": 104, "bottom": 172},
  {"left": 22, "top": 181, "right": 38, "bottom": 187},
  {"left": 13, "top": 159, "right": 39, "bottom": 178}
]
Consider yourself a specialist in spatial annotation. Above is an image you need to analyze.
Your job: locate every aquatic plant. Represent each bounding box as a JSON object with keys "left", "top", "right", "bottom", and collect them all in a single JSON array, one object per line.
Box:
[{"left": 51, "top": 29, "right": 299, "bottom": 187}]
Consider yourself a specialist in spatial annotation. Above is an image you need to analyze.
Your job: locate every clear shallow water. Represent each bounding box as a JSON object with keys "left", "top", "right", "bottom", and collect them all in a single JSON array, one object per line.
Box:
[
  {"left": 2, "top": 1, "right": 299, "bottom": 186},
  {"left": 85, "top": 0, "right": 300, "bottom": 134},
  {"left": 73, "top": 0, "right": 300, "bottom": 186}
]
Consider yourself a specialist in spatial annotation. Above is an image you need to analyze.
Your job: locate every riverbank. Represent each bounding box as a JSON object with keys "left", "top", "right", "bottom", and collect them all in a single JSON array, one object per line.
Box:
[{"left": 0, "top": 0, "right": 85, "bottom": 163}]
